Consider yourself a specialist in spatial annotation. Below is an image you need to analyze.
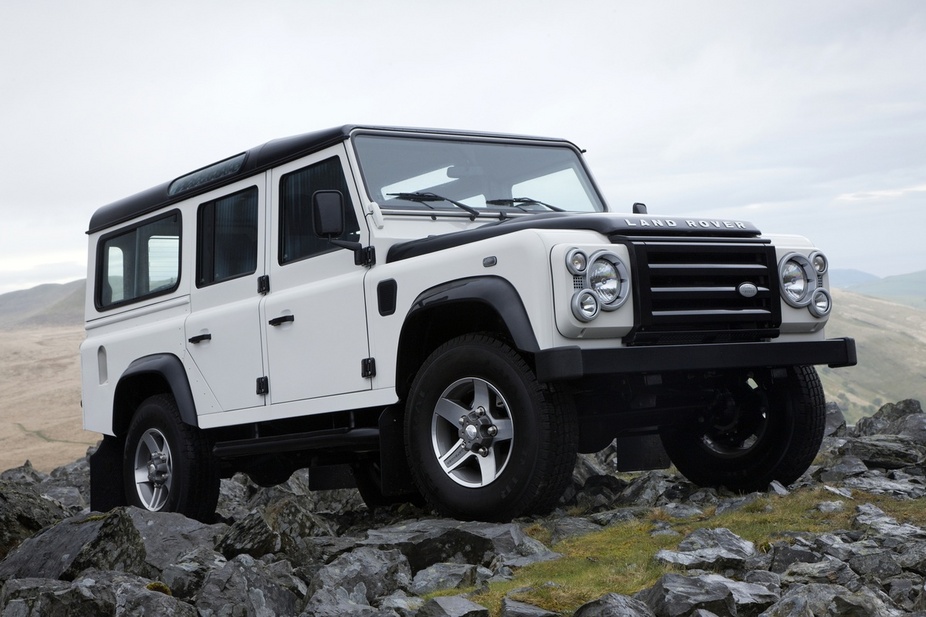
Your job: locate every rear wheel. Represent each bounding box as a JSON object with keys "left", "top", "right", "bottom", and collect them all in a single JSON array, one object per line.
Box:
[
  {"left": 123, "top": 393, "right": 219, "bottom": 522},
  {"left": 660, "top": 366, "right": 825, "bottom": 491},
  {"left": 405, "top": 334, "right": 577, "bottom": 521}
]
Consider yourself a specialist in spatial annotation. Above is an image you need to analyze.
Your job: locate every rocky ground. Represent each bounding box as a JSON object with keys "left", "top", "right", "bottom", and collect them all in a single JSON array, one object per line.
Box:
[{"left": 2, "top": 399, "right": 926, "bottom": 616}]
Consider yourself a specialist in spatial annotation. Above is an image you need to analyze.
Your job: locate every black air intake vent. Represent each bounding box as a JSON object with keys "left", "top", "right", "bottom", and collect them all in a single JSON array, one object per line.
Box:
[{"left": 626, "top": 241, "right": 781, "bottom": 345}]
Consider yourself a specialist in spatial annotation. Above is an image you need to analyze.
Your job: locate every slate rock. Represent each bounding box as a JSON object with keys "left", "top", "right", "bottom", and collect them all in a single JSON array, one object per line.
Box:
[
  {"left": 0, "top": 479, "right": 69, "bottom": 562},
  {"left": 417, "top": 595, "right": 489, "bottom": 617},
  {"left": 159, "top": 547, "right": 227, "bottom": 600},
  {"left": 302, "top": 584, "right": 399, "bottom": 617},
  {"left": 308, "top": 546, "right": 412, "bottom": 604},
  {"left": 215, "top": 508, "right": 280, "bottom": 559},
  {"left": 500, "top": 596, "right": 560, "bottom": 617},
  {"left": 0, "top": 507, "right": 155, "bottom": 582},
  {"left": 573, "top": 592, "right": 656, "bottom": 616},
  {"left": 410, "top": 562, "right": 491, "bottom": 596},
  {"left": 839, "top": 434, "right": 926, "bottom": 469},
  {"left": 781, "top": 557, "right": 861, "bottom": 591},
  {"left": 126, "top": 508, "right": 227, "bottom": 572},
  {"left": 194, "top": 554, "right": 301, "bottom": 617},
  {"left": 264, "top": 493, "right": 337, "bottom": 566},
  {"left": 362, "top": 519, "right": 556, "bottom": 572},
  {"left": 636, "top": 572, "right": 778, "bottom": 617},
  {"left": 656, "top": 527, "right": 757, "bottom": 571},
  {"left": 854, "top": 399, "right": 925, "bottom": 437}
]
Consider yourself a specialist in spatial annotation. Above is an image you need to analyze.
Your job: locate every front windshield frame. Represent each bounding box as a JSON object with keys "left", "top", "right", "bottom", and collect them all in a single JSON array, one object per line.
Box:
[{"left": 351, "top": 132, "right": 608, "bottom": 216}]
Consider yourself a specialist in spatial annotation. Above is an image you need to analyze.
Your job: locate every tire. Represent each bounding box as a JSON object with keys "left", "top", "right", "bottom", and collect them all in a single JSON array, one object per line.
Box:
[
  {"left": 404, "top": 334, "right": 577, "bottom": 521},
  {"left": 123, "top": 393, "right": 219, "bottom": 522},
  {"left": 660, "top": 365, "right": 825, "bottom": 492}
]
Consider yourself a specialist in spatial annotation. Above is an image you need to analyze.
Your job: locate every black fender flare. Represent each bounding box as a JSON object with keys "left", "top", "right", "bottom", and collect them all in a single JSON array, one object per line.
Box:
[
  {"left": 113, "top": 353, "right": 198, "bottom": 434},
  {"left": 404, "top": 276, "right": 540, "bottom": 353}
]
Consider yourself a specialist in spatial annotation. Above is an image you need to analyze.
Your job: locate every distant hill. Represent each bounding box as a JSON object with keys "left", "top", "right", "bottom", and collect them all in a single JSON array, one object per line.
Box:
[
  {"left": 828, "top": 268, "right": 881, "bottom": 289},
  {"left": 819, "top": 288, "right": 926, "bottom": 423},
  {"left": 0, "top": 280, "right": 85, "bottom": 329}
]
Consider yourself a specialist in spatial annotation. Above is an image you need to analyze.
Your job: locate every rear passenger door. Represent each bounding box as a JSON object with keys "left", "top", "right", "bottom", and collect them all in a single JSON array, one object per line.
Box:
[{"left": 184, "top": 179, "right": 267, "bottom": 414}]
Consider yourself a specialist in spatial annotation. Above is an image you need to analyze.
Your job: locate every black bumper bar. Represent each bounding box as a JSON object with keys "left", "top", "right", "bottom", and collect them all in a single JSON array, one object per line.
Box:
[{"left": 535, "top": 337, "right": 857, "bottom": 382}]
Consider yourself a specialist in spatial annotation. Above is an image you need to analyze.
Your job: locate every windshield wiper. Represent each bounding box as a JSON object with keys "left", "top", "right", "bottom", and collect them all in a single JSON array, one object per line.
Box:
[
  {"left": 485, "top": 197, "right": 564, "bottom": 213},
  {"left": 387, "top": 192, "right": 480, "bottom": 220}
]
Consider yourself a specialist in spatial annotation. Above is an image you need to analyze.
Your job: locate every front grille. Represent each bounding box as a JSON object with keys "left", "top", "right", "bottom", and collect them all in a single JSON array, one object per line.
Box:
[{"left": 625, "top": 241, "right": 780, "bottom": 345}]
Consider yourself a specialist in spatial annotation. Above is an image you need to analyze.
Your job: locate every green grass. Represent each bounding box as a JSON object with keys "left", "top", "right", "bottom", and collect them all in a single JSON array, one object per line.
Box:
[{"left": 459, "top": 487, "right": 926, "bottom": 615}]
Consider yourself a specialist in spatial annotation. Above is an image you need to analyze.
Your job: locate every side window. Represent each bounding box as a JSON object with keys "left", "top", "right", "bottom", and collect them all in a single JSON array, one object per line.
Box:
[
  {"left": 197, "top": 187, "right": 259, "bottom": 287},
  {"left": 97, "top": 211, "right": 181, "bottom": 309},
  {"left": 279, "top": 156, "right": 359, "bottom": 264}
]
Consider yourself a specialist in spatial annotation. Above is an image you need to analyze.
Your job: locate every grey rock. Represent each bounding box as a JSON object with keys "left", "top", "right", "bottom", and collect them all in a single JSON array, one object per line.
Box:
[
  {"left": 126, "top": 508, "right": 227, "bottom": 572},
  {"left": 824, "top": 401, "right": 847, "bottom": 437},
  {"left": 573, "top": 592, "right": 656, "bottom": 616},
  {"left": 0, "top": 460, "right": 47, "bottom": 486},
  {"left": 381, "top": 590, "right": 426, "bottom": 617},
  {"left": 769, "top": 543, "right": 823, "bottom": 575},
  {"left": 656, "top": 527, "right": 756, "bottom": 571},
  {"left": 854, "top": 502, "right": 926, "bottom": 541},
  {"left": 417, "top": 595, "right": 490, "bottom": 617},
  {"left": 309, "top": 546, "right": 412, "bottom": 604},
  {"left": 194, "top": 554, "right": 301, "bottom": 617},
  {"left": 855, "top": 399, "right": 925, "bottom": 437},
  {"left": 816, "top": 455, "right": 868, "bottom": 482},
  {"left": 362, "top": 519, "right": 556, "bottom": 572},
  {"left": 839, "top": 434, "right": 926, "bottom": 469},
  {"left": 410, "top": 562, "right": 491, "bottom": 596},
  {"left": 847, "top": 551, "right": 902, "bottom": 580},
  {"left": 302, "top": 584, "right": 398, "bottom": 617},
  {"left": 501, "top": 596, "right": 560, "bottom": 617},
  {"left": 0, "top": 507, "right": 155, "bottom": 581},
  {"left": 842, "top": 471, "right": 926, "bottom": 499},
  {"left": 781, "top": 557, "right": 861, "bottom": 591},
  {"left": 545, "top": 516, "right": 602, "bottom": 543},
  {"left": 0, "top": 479, "right": 69, "bottom": 562},
  {"left": 660, "top": 502, "right": 704, "bottom": 519},
  {"left": 637, "top": 572, "right": 778, "bottom": 617},
  {"left": 263, "top": 493, "right": 337, "bottom": 566},
  {"left": 215, "top": 509, "right": 280, "bottom": 559},
  {"left": 159, "top": 547, "right": 227, "bottom": 600}
]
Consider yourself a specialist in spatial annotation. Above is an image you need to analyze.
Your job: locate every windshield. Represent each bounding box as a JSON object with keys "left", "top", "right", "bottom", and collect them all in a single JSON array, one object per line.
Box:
[{"left": 353, "top": 134, "right": 606, "bottom": 215}]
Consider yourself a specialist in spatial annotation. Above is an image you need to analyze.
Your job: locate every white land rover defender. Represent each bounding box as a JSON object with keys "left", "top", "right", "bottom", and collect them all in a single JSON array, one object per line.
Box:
[{"left": 81, "top": 126, "right": 856, "bottom": 522}]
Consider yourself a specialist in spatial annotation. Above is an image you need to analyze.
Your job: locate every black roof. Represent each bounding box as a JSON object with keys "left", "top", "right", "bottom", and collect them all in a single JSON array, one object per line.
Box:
[{"left": 87, "top": 125, "right": 574, "bottom": 234}]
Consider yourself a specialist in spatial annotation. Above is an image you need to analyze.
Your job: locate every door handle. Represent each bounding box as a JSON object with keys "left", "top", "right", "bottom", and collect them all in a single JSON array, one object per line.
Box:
[
  {"left": 269, "top": 314, "right": 295, "bottom": 326},
  {"left": 188, "top": 333, "right": 212, "bottom": 344}
]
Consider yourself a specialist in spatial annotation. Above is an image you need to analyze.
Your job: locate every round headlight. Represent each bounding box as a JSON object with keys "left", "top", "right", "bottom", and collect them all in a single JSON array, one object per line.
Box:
[
  {"left": 810, "top": 251, "right": 828, "bottom": 274},
  {"left": 566, "top": 249, "right": 588, "bottom": 275},
  {"left": 571, "top": 289, "right": 600, "bottom": 322},
  {"left": 589, "top": 259, "right": 619, "bottom": 303},
  {"left": 779, "top": 253, "right": 815, "bottom": 307},
  {"left": 809, "top": 288, "right": 832, "bottom": 317},
  {"left": 586, "top": 251, "right": 630, "bottom": 310}
]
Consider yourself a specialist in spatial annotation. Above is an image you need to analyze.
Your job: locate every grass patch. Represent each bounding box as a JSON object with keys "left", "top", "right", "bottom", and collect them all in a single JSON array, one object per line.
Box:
[{"left": 470, "top": 487, "right": 926, "bottom": 615}]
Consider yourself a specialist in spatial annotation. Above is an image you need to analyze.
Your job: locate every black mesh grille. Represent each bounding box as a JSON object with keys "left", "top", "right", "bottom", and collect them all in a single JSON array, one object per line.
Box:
[{"left": 626, "top": 241, "right": 780, "bottom": 345}]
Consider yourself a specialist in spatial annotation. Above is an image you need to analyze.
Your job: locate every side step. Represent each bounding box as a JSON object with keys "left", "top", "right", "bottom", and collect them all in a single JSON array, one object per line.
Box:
[{"left": 213, "top": 427, "right": 380, "bottom": 459}]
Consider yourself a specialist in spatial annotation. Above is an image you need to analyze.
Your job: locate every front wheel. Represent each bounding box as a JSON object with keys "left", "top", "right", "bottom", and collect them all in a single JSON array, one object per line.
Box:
[
  {"left": 660, "top": 365, "right": 825, "bottom": 492},
  {"left": 123, "top": 393, "right": 219, "bottom": 522},
  {"left": 404, "top": 334, "right": 577, "bottom": 521}
]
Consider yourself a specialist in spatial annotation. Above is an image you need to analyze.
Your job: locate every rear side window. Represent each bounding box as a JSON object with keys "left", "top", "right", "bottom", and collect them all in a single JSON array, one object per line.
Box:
[
  {"left": 97, "top": 211, "right": 181, "bottom": 309},
  {"left": 197, "top": 187, "right": 258, "bottom": 287}
]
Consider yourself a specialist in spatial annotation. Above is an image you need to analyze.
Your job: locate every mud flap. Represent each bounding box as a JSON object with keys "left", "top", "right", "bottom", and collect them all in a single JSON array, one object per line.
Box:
[{"left": 89, "top": 434, "right": 127, "bottom": 512}]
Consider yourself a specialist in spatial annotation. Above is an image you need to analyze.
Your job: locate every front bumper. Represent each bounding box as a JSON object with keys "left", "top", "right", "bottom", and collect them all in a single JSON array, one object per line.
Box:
[{"left": 534, "top": 337, "right": 857, "bottom": 382}]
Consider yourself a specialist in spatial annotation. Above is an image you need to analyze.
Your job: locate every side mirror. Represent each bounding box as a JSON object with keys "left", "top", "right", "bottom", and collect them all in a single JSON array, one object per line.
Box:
[{"left": 312, "top": 190, "right": 345, "bottom": 238}]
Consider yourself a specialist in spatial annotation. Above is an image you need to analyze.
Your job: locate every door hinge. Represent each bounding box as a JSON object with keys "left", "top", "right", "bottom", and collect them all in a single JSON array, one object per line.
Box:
[
  {"left": 355, "top": 246, "right": 376, "bottom": 268},
  {"left": 256, "top": 376, "right": 269, "bottom": 395},
  {"left": 361, "top": 358, "right": 376, "bottom": 378},
  {"left": 257, "top": 275, "right": 270, "bottom": 295}
]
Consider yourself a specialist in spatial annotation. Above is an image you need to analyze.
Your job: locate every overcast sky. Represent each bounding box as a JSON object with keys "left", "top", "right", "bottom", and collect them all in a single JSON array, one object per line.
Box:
[{"left": 1, "top": 1, "right": 924, "bottom": 295}]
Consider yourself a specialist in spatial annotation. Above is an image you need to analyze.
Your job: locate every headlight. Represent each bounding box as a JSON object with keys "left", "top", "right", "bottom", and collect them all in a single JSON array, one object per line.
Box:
[
  {"left": 566, "top": 249, "right": 588, "bottom": 275},
  {"left": 809, "top": 288, "right": 832, "bottom": 317},
  {"left": 587, "top": 251, "right": 630, "bottom": 310},
  {"left": 566, "top": 249, "right": 630, "bottom": 322},
  {"left": 779, "top": 251, "right": 832, "bottom": 318},
  {"left": 571, "top": 289, "right": 600, "bottom": 322}
]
